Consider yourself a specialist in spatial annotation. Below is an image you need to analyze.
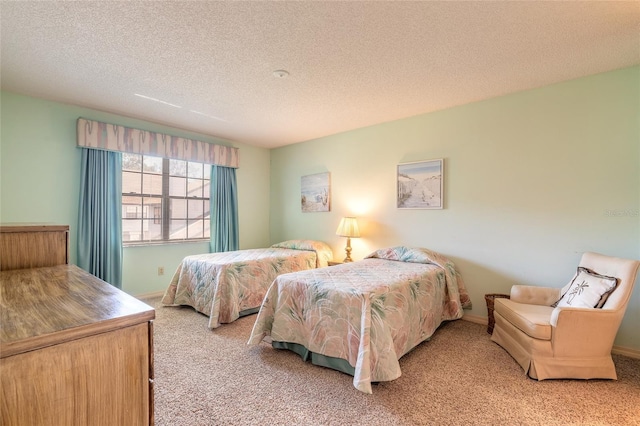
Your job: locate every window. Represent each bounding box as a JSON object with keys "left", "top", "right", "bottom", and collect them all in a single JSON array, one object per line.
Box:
[{"left": 122, "top": 153, "right": 211, "bottom": 244}]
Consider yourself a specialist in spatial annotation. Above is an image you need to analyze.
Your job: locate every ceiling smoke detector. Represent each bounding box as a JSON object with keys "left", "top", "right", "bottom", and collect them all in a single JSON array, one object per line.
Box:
[{"left": 273, "top": 69, "right": 289, "bottom": 78}]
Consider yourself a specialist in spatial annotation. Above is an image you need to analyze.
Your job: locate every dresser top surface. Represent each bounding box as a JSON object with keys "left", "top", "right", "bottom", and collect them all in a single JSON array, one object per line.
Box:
[
  {"left": 0, "top": 223, "right": 69, "bottom": 233},
  {"left": 0, "top": 264, "right": 154, "bottom": 357}
]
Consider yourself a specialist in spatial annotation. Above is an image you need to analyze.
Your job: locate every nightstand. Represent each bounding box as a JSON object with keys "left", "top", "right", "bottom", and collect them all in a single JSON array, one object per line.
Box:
[{"left": 327, "top": 261, "right": 343, "bottom": 266}]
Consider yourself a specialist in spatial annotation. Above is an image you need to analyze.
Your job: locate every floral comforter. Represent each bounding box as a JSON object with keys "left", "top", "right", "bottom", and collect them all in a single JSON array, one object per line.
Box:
[
  {"left": 248, "top": 246, "right": 471, "bottom": 393},
  {"left": 161, "top": 240, "right": 333, "bottom": 329}
]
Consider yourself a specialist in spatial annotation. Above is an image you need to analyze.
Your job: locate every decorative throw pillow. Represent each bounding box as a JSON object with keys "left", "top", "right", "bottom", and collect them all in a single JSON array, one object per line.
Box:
[
  {"left": 551, "top": 270, "right": 578, "bottom": 307},
  {"left": 553, "top": 267, "right": 618, "bottom": 309}
]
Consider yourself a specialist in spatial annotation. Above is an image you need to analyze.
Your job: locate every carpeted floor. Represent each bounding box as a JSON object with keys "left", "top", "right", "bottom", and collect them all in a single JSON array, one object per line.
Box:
[{"left": 143, "top": 296, "right": 640, "bottom": 426}]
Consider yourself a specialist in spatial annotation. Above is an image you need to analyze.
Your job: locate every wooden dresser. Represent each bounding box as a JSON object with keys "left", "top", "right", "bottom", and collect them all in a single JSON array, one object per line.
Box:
[
  {"left": 0, "top": 223, "right": 69, "bottom": 270},
  {"left": 0, "top": 225, "right": 155, "bottom": 425}
]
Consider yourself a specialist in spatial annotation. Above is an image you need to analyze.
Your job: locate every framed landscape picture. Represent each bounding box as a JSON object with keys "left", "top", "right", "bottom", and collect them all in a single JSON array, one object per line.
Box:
[
  {"left": 301, "top": 172, "right": 330, "bottom": 212},
  {"left": 397, "top": 159, "right": 443, "bottom": 209}
]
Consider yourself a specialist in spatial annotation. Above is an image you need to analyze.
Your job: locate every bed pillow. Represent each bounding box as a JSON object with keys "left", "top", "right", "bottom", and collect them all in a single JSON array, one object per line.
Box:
[
  {"left": 553, "top": 267, "right": 618, "bottom": 309},
  {"left": 365, "top": 246, "right": 447, "bottom": 265},
  {"left": 270, "top": 240, "right": 333, "bottom": 268},
  {"left": 366, "top": 246, "right": 472, "bottom": 310}
]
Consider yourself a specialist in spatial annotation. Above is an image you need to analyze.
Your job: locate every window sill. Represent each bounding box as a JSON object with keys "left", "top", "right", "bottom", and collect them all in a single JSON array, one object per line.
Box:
[{"left": 123, "top": 239, "right": 209, "bottom": 248}]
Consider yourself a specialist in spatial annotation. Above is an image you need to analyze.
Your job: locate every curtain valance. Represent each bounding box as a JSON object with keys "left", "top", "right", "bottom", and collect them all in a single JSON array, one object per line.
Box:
[{"left": 77, "top": 118, "right": 239, "bottom": 168}]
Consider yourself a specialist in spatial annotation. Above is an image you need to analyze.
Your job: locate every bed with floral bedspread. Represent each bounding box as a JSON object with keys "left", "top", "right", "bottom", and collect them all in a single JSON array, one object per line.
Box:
[
  {"left": 161, "top": 240, "right": 333, "bottom": 329},
  {"left": 247, "top": 246, "right": 471, "bottom": 393}
]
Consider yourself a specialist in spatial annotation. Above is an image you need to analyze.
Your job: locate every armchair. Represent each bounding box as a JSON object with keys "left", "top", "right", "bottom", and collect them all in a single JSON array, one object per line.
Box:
[{"left": 491, "top": 252, "right": 640, "bottom": 380}]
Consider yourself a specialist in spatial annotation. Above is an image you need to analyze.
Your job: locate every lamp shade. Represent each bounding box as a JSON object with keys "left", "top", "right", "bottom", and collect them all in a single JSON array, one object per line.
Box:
[{"left": 335, "top": 217, "right": 360, "bottom": 238}]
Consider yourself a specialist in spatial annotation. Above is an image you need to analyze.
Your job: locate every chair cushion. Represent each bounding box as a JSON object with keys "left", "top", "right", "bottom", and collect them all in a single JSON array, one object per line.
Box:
[
  {"left": 494, "top": 298, "right": 554, "bottom": 340},
  {"left": 552, "top": 267, "right": 618, "bottom": 309}
]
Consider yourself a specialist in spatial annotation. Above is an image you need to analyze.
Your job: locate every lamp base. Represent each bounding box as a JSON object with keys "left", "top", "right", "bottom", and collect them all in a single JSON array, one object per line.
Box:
[{"left": 343, "top": 238, "right": 353, "bottom": 262}]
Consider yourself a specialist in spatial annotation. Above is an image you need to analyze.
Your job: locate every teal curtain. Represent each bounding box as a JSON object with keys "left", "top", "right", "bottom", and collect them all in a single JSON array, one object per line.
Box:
[
  {"left": 78, "top": 148, "right": 123, "bottom": 288},
  {"left": 210, "top": 165, "right": 239, "bottom": 252}
]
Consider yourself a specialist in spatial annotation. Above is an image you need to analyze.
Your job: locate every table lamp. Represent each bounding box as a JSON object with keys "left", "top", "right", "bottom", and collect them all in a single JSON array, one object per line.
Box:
[{"left": 335, "top": 217, "right": 360, "bottom": 262}]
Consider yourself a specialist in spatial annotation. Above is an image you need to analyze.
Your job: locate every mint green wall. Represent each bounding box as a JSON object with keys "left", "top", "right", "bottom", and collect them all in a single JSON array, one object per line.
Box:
[
  {"left": 270, "top": 67, "right": 640, "bottom": 350},
  {"left": 2, "top": 67, "right": 638, "bottom": 349},
  {"left": 0, "top": 92, "right": 271, "bottom": 296}
]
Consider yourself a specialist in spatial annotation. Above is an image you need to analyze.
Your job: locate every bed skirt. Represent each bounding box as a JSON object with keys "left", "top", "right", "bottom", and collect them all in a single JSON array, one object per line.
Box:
[
  {"left": 239, "top": 307, "right": 260, "bottom": 317},
  {"left": 272, "top": 341, "right": 356, "bottom": 376}
]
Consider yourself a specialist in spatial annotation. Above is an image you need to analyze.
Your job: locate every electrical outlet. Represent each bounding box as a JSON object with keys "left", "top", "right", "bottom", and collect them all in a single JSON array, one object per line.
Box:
[{"left": 157, "top": 267, "right": 164, "bottom": 276}]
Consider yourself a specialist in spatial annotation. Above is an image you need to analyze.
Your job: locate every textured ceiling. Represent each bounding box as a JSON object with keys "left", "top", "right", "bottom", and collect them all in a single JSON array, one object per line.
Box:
[{"left": 1, "top": 1, "right": 639, "bottom": 148}]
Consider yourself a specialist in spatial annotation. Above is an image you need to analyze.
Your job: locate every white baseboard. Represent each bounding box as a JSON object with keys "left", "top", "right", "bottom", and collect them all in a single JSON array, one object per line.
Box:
[
  {"left": 462, "top": 314, "right": 640, "bottom": 360},
  {"left": 135, "top": 290, "right": 164, "bottom": 300},
  {"left": 462, "top": 313, "right": 487, "bottom": 325},
  {"left": 611, "top": 346, "right": 640, "bottom": 359}
]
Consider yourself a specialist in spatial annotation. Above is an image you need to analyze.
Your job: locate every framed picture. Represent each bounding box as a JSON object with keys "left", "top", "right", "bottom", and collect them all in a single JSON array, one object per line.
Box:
[
  {"left": 397, "top": 159, "right": 443, "bottom": 209},
  {"left": 301, "top": 172, "right": 331, "bottom": 212}
]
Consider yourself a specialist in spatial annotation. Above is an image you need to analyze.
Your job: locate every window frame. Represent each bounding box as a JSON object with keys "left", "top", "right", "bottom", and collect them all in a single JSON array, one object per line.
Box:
[{"left": 121, "top": 154, "right": 211, "bottom": 246}]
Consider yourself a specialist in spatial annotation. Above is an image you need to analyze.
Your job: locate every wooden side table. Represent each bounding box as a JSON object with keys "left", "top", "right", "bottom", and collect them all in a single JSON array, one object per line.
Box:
[
  {"left": 327, "top": 261, "right": 343, "bottom": 266},
  {"left": 485, "top": 293, "right": 510, "bottom": 334}
]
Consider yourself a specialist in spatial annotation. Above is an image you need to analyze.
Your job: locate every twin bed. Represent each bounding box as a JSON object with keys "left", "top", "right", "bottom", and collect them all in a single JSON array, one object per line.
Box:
[
  {"left": 163, "top": 244, "right": 471, "bottom": 393},
  {"left": 161, "top": 240, "right": 333, "bottom": 329},
  {"left": 247, "top": 246, "right": 471, "bottom": 393}
]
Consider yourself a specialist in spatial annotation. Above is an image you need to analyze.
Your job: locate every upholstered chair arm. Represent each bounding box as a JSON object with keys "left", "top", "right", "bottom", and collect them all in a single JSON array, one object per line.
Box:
[
  {"left": 510, "top": 285, "right": 561, "bottom": 306},
  {"left": 550, "top": 307, "right": 621, "bottom": 357}
]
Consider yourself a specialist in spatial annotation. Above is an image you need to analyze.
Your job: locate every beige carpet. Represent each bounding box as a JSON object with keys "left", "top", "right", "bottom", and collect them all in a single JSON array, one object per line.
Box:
[{"left": 144, "top": 296, "right": 640, "bottom": 425}]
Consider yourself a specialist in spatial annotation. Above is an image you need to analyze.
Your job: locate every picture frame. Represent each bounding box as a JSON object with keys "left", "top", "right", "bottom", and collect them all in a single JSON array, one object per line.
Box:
[
  {"left": 397, "top": 159, "right": 443, "bottom": 209},
  {"left": 301, "top": 172, "right": 331, "bottom": 212}
]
